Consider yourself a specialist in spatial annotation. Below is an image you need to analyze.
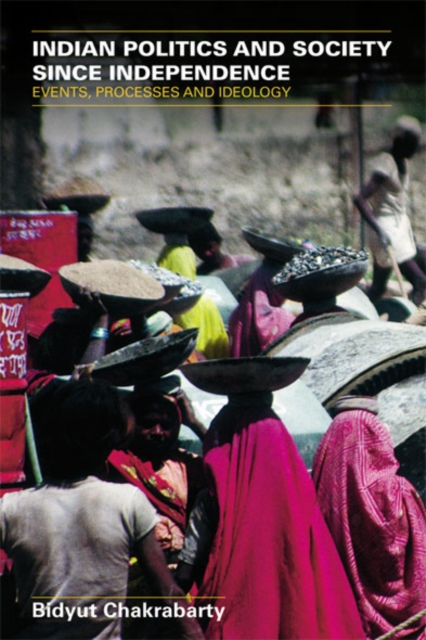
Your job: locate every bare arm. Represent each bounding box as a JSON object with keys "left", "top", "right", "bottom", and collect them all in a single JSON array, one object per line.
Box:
[
  {"left": 353, "top": 176, "right": 391, "bottom": 248},
  {"left": 176, "top": 389, "right": 207, "bottom": 440},
  {"left": 77, "top": 287, "right": 110, "bottom": 364},
  {"left": 174, "top": 489, "right": 218, "bottom": 593},
  {"left": 135, "top": 530, "right": 205, "bottom": 639},
  {"left": 129, "top": 313, "right": 150, "bottom": 341}
]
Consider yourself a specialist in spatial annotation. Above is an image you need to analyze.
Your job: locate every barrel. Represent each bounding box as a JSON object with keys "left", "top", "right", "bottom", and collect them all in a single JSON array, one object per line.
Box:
[
  {"left": 269, "top": 319, "right": 426, "bottom": 406},
  {"left": 378, "top": 373, "right": 426, "bottom": 504},
  {"left": 0, "top": 210, "right": 78, "bottom": 338}
]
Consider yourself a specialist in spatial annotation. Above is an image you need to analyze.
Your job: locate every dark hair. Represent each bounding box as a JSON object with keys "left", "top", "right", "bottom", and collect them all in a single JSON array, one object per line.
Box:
[
  {"left": 126, "top": 392, "right": 181, "bottom": 427},
  {"left": 34, "top": 319, "right": 92, "bottom": 375},
  {"left": 187, "top": 221, "right": 223, "bottom": 247},
  {"left": 125, "top": 392, "right": 182, "bottom": 458},
  {"left": 39, "top": 379, "right": 129, "bottom": 480}
]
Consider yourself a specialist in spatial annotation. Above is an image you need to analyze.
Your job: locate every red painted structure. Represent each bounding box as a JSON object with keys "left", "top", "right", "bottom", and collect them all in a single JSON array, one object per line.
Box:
[
  {"left": 0, "top": 292, "right": 30, "bottom": 573},
  {"left": 0, "top": 210, "right": 78, "bottom": 337}
]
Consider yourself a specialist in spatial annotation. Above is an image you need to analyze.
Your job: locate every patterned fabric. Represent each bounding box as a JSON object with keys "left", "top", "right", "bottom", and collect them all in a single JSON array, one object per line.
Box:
[
  {"left": 108, "top": 448, "right": 205, "bottom": 552},
  {"left": 227, "top": 260, "right": 295, "bottom": 357},
  {"left": 197, "top": 403, "right": 365, "bottom": 639},
  {"left": 312, "top": 409, "right": 426, "bottom": 639}
]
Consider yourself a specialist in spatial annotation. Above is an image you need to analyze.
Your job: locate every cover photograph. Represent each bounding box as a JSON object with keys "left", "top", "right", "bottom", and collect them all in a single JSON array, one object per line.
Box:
[{"left": 1, "top": 1, "right": 425, "bottom": 638}]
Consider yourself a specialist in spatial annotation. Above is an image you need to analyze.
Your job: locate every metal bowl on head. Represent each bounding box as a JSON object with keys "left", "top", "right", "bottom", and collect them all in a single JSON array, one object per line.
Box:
[
  {"left": 0, "top": 254, "right": 52, "bottom": 297},
  {"left": 273, "top": 256, "right": 369, "bottom": 303},
  {"left": 91, "top": 328, "right": 199, "bottom": 386},
  {"left": 179, "top": 356, "right": 310, "bottom": 396},
  {"left": 42, "top": 176, "right": 110, "bottom": 215},
  {"left": 242, "top": 226, "right": 306, "bottom": 264},
  {"left": 134, "top": 207, "right": 214, "bottom": 235},
  {"left": 58, "top": 259, "right": 166, "bottom": 317},
  {"left": 42, "top": 194, "right": 110, "bottom": 216}
]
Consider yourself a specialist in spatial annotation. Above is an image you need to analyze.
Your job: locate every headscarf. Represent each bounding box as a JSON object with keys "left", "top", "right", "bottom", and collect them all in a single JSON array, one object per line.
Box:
[
  {"left": 227, "top": 260, "right": 295, "bottom": 357},
  {"left": 108, "top": 448, "right": 189, "bottom": 532},
  {"left": 157, "top": 244, "right": 197, "bottom": 281},
  {"left": 196, "top": 398, "right": 365, "bottom": 639},
  {"left": 312, "top": 409, "right": 426, "bottom": 639}
]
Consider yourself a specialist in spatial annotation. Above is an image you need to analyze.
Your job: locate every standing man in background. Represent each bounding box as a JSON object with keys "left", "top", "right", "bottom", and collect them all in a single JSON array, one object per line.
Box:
[{"left": 353, "top": 115, "right": 426, "bottom": 306}]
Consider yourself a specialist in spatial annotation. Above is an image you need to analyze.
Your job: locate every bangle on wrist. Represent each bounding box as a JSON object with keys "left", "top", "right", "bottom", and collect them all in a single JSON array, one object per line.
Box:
[{"left": 90, "top": 327, "right": 109, "bottom": 340}]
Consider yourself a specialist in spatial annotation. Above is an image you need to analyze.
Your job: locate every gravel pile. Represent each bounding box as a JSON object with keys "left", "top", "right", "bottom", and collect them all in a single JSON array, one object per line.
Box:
[
  {"left": 175, "top": 279, "right": 204, "bottom": 298},
  {"left": 273, "top": 245, "right": 369, "bottom": 283}
]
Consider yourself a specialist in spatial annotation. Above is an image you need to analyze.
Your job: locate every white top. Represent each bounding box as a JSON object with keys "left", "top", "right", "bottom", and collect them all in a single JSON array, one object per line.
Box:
[
  {"left": 366, "top": 152, "right": 416, "bottom": 266},
  {"left": 1, "top": 476, "right": 158, "bottom": 639}
]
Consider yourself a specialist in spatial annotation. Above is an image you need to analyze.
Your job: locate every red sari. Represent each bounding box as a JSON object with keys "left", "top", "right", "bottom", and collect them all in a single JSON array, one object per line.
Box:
[
  {"left": 197, "top": 401, "right": 365, "bottom": 639},
  {"left": 227, "top": 261, "right": 295, "bottom": 357},
  {"left": 108, "top": 448, "right": 205, "bottom": 549},
  {"left": 312, "top": 409, "right": 426, "bottom": 639}
]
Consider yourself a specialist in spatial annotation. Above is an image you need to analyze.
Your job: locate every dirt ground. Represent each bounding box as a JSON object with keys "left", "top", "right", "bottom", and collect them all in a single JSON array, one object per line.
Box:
[{"left": 41, "top": 100, "right": 426, "bottom": 269}]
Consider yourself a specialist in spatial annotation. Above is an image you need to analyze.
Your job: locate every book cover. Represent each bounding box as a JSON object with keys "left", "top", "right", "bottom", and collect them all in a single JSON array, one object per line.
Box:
[{"left": 1, "top": 1, "right": 425, "bottom": 638}]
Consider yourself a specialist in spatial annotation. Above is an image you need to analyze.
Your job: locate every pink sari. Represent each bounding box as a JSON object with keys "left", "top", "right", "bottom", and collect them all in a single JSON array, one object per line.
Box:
[
  {"left": 227, "top": 261, "right": 295, "bottom": 357},
  {"left": 197, "top": 402, "right": 365, "bottom": 639},
  {"left": 312, "top": 409, "right": 426, "bottom": 639}
]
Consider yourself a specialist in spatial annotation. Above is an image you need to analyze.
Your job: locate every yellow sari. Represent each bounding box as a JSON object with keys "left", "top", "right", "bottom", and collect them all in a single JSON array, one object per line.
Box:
[{"left": 158, "top": 244, "right": 229, "bottom": 359}]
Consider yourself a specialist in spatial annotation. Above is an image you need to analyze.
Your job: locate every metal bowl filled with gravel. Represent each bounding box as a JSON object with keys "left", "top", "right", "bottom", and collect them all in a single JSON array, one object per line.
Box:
[
  {"left": 128, "top": 260, "right": 184, "bottom": 303},
  {"left": 242, "top": 226, "right": 307, "bottom": 264},
  {"left": 161, "top": 279, "right": 204, "bottom": 316},
  {"left": 91, "top": 328, "right": 199, "bottom": 386},
  {"left": 59, "top": 259, "right": 166, "bottom": 317},
  {"left": 272, "top": 245, "right": 369, "bottom": 303},
  {"left": 0, "top": 254, "right": 52, "bottom": 297}
]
